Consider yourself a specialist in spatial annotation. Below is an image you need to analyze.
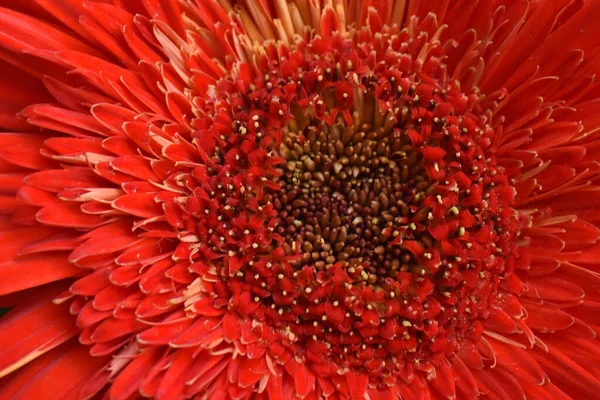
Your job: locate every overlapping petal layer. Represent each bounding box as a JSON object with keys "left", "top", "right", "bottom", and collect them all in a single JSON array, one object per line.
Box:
[{"left": 0, "top": 1, "right": 599, "bottom": 399}]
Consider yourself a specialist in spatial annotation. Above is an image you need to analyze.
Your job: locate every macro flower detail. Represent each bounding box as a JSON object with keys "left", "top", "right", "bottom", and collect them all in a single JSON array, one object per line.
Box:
[{"left": 0, "top": 1, "right": 599, "bottom": 399}]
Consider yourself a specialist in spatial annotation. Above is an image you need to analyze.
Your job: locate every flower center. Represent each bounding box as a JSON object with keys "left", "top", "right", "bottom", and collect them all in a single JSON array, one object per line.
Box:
[
  {"left": 186, "top": 23, "right": 521, "bottom": 385},
  {"left": 274, "top": 121, "right": 426, "bottom": 279}
]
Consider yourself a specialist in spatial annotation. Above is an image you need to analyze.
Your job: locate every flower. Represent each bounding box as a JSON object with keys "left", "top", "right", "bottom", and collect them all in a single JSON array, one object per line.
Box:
[{"left": 0, "top": 0, "right": 600, "bottom": 398}]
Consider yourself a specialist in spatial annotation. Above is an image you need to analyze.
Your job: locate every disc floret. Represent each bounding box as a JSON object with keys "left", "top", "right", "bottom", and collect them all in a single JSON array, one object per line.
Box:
[{"left": 181, "top": 22, "right": 521, "bottom": 386}]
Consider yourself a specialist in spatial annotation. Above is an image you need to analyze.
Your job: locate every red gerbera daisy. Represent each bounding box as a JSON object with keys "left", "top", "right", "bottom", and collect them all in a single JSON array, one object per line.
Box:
[{"left": 1, "top": 0, "right": 600, "bottom": 399}]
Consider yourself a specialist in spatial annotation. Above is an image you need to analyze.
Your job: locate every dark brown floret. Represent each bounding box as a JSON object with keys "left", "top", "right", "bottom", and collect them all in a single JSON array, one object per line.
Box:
[{"left": 273, "top": 118, "right": 436, "bottom": 286}]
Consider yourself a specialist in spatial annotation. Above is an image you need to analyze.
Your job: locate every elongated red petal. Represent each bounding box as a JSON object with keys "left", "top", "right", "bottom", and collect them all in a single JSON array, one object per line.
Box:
[{"left": 0, "top": 292, "right": 77, "bottom": 378}]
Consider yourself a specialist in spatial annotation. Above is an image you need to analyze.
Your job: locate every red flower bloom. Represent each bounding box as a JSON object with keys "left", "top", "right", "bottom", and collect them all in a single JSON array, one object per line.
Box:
[{"left": 1, "top": 0, "right": 600, "bottom": 399}]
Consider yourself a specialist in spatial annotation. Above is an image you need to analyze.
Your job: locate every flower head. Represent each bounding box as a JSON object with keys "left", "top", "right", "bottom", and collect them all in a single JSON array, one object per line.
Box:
[{"left": 0, "top": 1, "right": 600, "bottom": 399}]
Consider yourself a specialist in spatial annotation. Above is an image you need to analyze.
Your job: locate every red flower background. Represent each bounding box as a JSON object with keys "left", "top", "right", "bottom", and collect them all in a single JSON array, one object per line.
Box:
[{"left": 0, "top": 0, "right": 599, "bottom": 399}]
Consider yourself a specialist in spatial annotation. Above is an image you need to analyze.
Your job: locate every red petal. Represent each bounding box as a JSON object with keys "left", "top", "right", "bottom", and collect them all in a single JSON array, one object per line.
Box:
[
  {"left": 75, "top": 301, "right": 112, "bottom": 329},
  {"left": 0, "top": 133, "right": 55, "bottom": 170},
  {"left": 429, "top": 359, "right": 456, "bottom": 399},
  {"left": 69, "top": 221, "right": 141, "bottom": 263},
  {"left": 91, "top": 317, "right": 145, "bottom": 343},
  {"left": 0, "top": 253, "right": 81, "bottom": 296},
  {"left": 112, "top": 192, "right": 162, "bottom": 218},
  {"left": 458, "top": 340, "right": 483, "bottom": 369},
  {"left": 23, "top": 103, "right": 110, "bottom": 136},
  {"left": 0, "top": 226, "right": 57, "bottom": 263},
  {"left": 184, "top": 352, "right": 228, "bottom": 397},
  {"left": 70, "top": 267, "right": 111, "bottom": 296},
  {"left": 486, "top": 337, "right": 547, "bottom": 385},
  {"left": 45, "top": 136, "right": 106, "bottom": 157},
  {"left": 523, "top": 276, "right": 584, "bottom": 302},
  {"left": 0, "top": 341, "right": 109, "bottom": 400},
  {"left": 42, "top": 76, "right": 111, "bottom": 112},
  {"left": 135, "top": 292, "right": 178, "bottom": 318},
  {"left": 155, "top": 349, "right": 194, "bottom": 400},
  {"left": 522, "top": 301, "right": 574, "bottom": 332},
  {"left": 169, "top": 318, "right": 223, "bottom": 348},
  {"left": 17, "top": 232, "right": 81, "bottom": 256},
  {"left": 0, "top": 294, "right": 77, "bottom": 378},
  {"left": 290, "top": 362, "right": 316, "bottom": 399},
  {"left": 93, "top": 284, "right": 138, "bottom": 312},
  {"left": 116, "top": 237, "right": 173, "bottom": 266},
  {"left": 484, "top": 307, "right": 518, "bottom": 334},
  {"left": 238, "top": 357, "right": 268, "bottom": 387},
  {"left": 91, "top": 103, "right": 137, "bottom": 134},
  {"left": 451, "top": 356, "right": 479, "bottom": 398},
  {"left": 471, "top": 368, "right": 513, "bottom": 400},
  {"left": 0, "top": 173, "right": 26, "bottom": 192},
  {"left": 109, "top": 346, "right": 164, "bottom": 400},
  {"left": 136, "top": 318, "right": 194, "bottom": 346},
  {"left": 25, "top": 167, "right": 107, "bottom": 193},
  {"left": 37, "top": 202, "right": 106, "bottom": 228},
  {"left": 534, "top": 343, "right": 600, "bottom": 398},
  {"left": 0, "top": 6, "right": 101, "bottom": 55},
  {"left": 110, "top": 155, "right": 157, "bottom": 181}
]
